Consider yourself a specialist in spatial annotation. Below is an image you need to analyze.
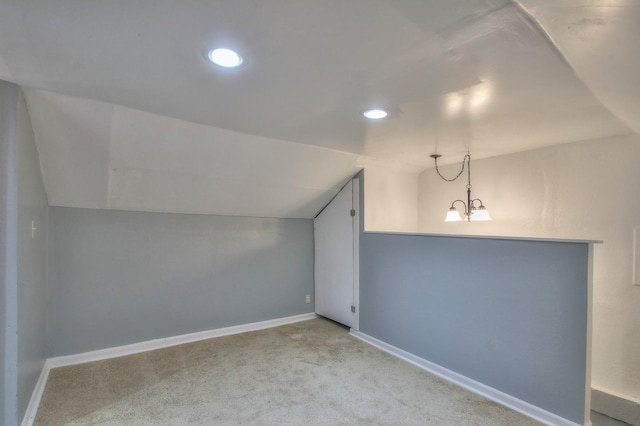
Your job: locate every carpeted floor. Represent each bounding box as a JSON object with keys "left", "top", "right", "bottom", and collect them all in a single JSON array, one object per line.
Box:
[{"left": 35, "top": 318, "right": 541, "bottom": 425}]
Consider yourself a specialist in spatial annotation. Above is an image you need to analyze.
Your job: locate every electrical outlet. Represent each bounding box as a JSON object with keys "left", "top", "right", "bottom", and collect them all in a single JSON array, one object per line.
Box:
[{"left": 305, "top": 294, "right": 311, "bottom": 304}]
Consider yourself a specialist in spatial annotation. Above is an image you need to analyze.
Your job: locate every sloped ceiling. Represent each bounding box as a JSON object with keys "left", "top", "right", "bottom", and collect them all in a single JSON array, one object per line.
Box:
[
  {"left": 0, "top": 0, "right": 637, "bottom": 218},
  {"left": 519, "top": 0, "right": 640, "bottom": 134}
]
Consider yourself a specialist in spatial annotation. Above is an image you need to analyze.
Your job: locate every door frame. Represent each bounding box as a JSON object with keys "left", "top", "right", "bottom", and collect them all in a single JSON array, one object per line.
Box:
[
  {"left": 352, "top": 178, "right": 360, "bottom": 331},
  {"left": 313, "top": 177, "right": 360, "bottom": 331}
]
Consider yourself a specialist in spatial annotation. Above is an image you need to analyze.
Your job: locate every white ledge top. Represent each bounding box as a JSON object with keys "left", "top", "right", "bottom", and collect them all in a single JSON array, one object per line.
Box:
[{"left": 363, "top": 230, "right": 602, "bottom": 244}]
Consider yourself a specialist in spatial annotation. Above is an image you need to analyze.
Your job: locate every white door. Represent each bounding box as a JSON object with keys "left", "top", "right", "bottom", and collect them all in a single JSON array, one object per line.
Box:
[{"left": 314, "top": 179, "right": 359, "bottom": 329}]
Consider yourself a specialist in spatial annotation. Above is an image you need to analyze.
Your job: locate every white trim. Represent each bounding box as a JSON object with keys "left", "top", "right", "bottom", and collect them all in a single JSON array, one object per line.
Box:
[
  {"left": 363, "top": 230, "right": 601, "bottom": 245},
  {"left": 48, "top": 313, "right": 317, "bottom": 368},
  {"left": 584, "top": 245, "right": 594, "bottom": 425},
  {"left": 591, "top": 385, "right": 640, "bottom": 426},
  {"left": 350, "top": 330, "right": 584, "bottom": 426},
  {"left": 352, "top": 178, "right": 360, "bottom": 332},
  {"left": 21, "top": 360, "right": 50, "bottom": 426},
  {"left": 633, "top": 227, "right": 640, "bottom": 286}
]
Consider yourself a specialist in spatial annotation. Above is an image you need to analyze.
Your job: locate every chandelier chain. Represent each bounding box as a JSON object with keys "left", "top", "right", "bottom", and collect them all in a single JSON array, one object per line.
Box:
[{"left": 434, "top": 154, "right": 470, "bottom": 182}]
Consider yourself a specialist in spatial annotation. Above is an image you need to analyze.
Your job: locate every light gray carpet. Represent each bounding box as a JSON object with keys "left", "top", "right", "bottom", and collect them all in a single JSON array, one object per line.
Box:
[{"left": 35, "top": 318, "right": 541, "bottom": 425}]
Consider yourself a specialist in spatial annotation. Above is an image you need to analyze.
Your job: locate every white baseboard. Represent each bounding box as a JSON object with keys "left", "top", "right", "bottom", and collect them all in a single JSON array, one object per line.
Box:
[
  {"left": 350, "top": 330, "right": 584, "bottom": 426},
  {"left": 21, "top": 312, "right": 317, "bottom": 426},
  {"left": 48, "top": 313, "right": 317, "bottom": 368},
  {"left": 21, "top": 359, "right": 50, "bottom": 426},
  {"left": 592, "top": 385, "right": 640, "bottom": 425}
]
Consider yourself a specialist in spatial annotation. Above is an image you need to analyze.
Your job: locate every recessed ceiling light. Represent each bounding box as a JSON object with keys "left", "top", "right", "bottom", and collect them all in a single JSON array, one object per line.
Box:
[
  {"left": 208, "top": 48, "right": 243, "bottom": 68},
  {"left": 363, "top": 108, "right": 388, "bottom": 119}
]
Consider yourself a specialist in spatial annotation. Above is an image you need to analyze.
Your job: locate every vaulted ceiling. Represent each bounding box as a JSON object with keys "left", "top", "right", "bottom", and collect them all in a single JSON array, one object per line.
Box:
[{"left": 0, "top": 0, "right": 637, "bottom": 218}]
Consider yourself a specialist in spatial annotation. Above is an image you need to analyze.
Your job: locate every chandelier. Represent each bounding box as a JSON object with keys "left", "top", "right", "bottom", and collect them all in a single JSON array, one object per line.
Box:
[{"left": 430, "top": 153, "right": 491, "bottom": 222}]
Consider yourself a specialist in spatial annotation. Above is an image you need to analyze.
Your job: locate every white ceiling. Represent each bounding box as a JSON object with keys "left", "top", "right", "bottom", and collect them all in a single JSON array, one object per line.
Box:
[{"left": 0, "top": 0, "right": 637, "bottom": 218}]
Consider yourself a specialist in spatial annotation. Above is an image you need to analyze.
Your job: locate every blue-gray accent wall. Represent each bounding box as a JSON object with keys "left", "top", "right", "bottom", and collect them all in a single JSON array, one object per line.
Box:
[
  {"left": 0, "top": 77, "right": 19, "bottom": 426},
  {"left": 16, "top": 84, "right": 49, "bottom": 423},
  {"left": 357, "top": 171, "right": 590, "bottom": 424},
  {"left": 1, "top": 80, "right": 49, "bottom": 426},
  {"left": 359, "top": 233, "right": 589, "bottom": 423},
  {"left": 48, "top": 207, "right": 314, "bottom": 356}
]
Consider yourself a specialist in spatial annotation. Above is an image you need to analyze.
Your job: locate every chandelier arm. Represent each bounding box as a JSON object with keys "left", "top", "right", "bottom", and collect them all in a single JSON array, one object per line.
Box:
[
  {"left": 450, "top": 199, "right": 467, "bottom": 209},
  {"left": 470, "top": 198, "right": 485, "bottom": 208}
]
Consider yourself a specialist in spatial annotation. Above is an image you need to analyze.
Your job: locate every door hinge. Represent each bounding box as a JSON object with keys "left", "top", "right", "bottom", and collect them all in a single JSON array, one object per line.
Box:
[
  {"left": 351, "top": 305, "right": 356, "bottom": 313},
  {"left": 350, "top": 209, "right": 356, "bottom": 217}
]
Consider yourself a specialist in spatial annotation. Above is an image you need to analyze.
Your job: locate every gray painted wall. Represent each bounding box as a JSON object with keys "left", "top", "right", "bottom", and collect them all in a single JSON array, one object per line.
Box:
[
  {"left": 49, "top": 207, "right": 314, "bottom": 356},
  {"left": 359, "top": 232, "right": 589, "bottom": 424},
  {"left": 1, "top": 78, "right": 19, "bottom": 426},
  {"left": 16, "top": 88, "right": 49, "bottom": 420},
  {"left": 1, "top": 80, "right": 49, "bottom": 426}
]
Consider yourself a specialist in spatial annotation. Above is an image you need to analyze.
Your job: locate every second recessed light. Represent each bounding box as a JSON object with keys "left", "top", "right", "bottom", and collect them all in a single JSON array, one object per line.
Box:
[
  {"left": 363, "top": 109, "right": 388, "bottom": 119},
  {"left": 208, "top": 48, "right": 243, "bottom": 68}
]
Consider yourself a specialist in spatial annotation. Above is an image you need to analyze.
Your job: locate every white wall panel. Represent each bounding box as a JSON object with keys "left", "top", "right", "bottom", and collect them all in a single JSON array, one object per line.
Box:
[
  {"left": 364, "top": 166, "right": 418, "bottom": 232},
  {"left": 107, "top": 106, "right": 361, "bottom": 217},
  {"left": 23, "top": 89, "right": 112, "bottom": 209},
  {"left": 25, "top": 90, "right": 362, "bottom": 218}
]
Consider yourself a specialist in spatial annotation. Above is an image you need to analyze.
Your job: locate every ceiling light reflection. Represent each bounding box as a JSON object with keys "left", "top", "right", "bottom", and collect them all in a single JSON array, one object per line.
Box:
[
  {"left": 445, "top": 83, "right": 493, "bottom": 116},
  {"left": 469, "top": 87, "right": 490, "bottom": 110},
  {"left": 446, "top": 94, "right": 463, "bottom": 116}
]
